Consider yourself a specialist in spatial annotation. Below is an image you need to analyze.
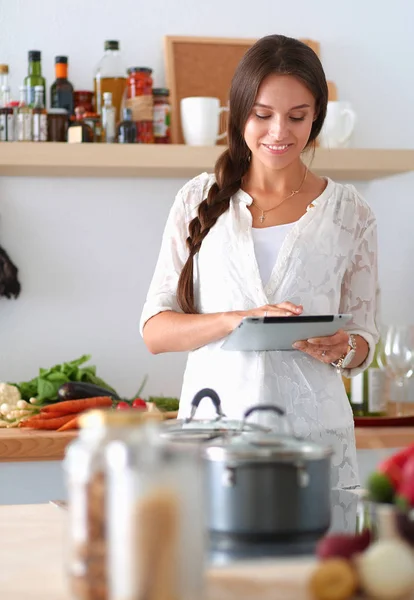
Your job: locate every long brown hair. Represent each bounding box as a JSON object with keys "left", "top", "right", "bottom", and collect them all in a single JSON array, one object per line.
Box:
[{"left": 177, "top": 34, "right": 328, "bottom": 313}]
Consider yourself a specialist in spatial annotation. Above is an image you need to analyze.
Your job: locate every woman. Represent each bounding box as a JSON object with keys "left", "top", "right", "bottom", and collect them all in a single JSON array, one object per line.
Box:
[{"left": 140, "top": 34, "right": 379, "bottom": 488}]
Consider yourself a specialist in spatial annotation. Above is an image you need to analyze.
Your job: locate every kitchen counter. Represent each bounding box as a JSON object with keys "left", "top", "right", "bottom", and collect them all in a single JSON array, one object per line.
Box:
[
  {"left": 0, "top": 503, "right": 330, "bottom": 600},
  {"left": 0, "top": 427, "right": 413, "bottom": 462},
  {"left": 0, "top": 429, "right": 76, "bottom": 462}
]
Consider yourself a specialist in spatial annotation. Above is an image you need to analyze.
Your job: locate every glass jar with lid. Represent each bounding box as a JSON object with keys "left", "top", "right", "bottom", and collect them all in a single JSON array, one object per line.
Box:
[
  {"left": 64, "top": 409, "right": 160, "bottom": 600},
  {"left": 106, "top": 423, "right": 205, "bottom": 600},
  {"left": 125, "top": 67, "right": 154, "bottom": 143},
  {"left": 153, "top": 87, "right": 171, "bottom": 143}
]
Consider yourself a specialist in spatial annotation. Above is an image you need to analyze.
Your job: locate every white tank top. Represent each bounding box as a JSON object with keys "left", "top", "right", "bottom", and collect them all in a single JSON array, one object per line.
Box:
[{"left": 251, "top": 222, "right": 296, "bottom": 286}]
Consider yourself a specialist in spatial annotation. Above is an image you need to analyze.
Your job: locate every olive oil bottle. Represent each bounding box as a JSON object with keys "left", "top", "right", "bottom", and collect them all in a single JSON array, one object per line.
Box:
[{"left": 349, "top": 342, "right": 387, "bottom": 416}]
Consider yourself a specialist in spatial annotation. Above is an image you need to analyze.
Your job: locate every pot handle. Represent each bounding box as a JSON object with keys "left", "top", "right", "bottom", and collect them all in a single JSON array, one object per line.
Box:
[
  {"left": 242, "top": 404, "right": 293, "bottom": 434},
  {"left": 186, "top": 388, "right": 226, "bottom": 423}
]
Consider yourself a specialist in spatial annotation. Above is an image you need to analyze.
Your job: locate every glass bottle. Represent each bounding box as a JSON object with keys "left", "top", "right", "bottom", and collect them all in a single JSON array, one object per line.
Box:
[
  {"left": 153, "top": 87, "right": 171, "bottom": 143},
  {"left": 16, "top": 85, "right": 32, "bottom": 141},
  {"left": 117, "top": 107, "right": 136, "bottom": 143},
  {"left": 24, "top": 50, "right": 46, "bottom": 107},
  {"left": 32, "top": 85, "right": 47, "bottom": 142},
  {"left": 350, "top": 342, "right": 387, "bottom": 416},
  {"left": 51, "top": 56, "right": 74, "bottom": 115},
  {"left": 94, "top": 40, "right": 126, "bottom": 123},
  {"left": 0, "top": 86, "right": 14, "bottom": 141},
  {"left": 101, "top": 92, "right": 116, "bottom": 143},
  {"left": 0, "top": 65, "right": 10, "bottom": 107},
  {"left": 68, "top": 107, "right": 94, "bottom": 143}
]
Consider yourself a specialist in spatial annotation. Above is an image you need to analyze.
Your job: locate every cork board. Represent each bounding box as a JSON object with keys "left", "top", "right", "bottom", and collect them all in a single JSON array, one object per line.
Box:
[{"left": 164, "top": 36, "right": 321, "bottom": 144}]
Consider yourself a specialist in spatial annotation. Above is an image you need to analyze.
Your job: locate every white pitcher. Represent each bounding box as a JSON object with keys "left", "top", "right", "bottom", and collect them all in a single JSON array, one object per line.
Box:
[{"left": 319, "top": 101, "right": 356, "bottom": 148}]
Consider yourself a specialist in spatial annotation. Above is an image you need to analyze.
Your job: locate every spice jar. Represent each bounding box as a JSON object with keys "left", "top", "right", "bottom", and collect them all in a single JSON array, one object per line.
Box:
[
  {"left": 153, "top": 88, "right": 171, "bottom": 143},
  {"left": 47, "top": 108, "right": 68, "bottom": 142},
  {"left": 125, "top": 67, "right": 154, "bottom": 143},
  {"left": 107, "top": 424, "right": 205, "bottom": 600},
  {"left": 74, "top": 90, "right": 94, "bottom": 114},
  {"left": 83, "top": 111, "right": 102, "bottom": 143},
  {"left": 64, "top": 410, "right": 158, "bottom": 600}
]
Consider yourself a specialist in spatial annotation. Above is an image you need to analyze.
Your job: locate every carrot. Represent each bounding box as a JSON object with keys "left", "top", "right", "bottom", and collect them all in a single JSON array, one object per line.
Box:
[
  {"left": 40, "top": 396, "right": 113, "bottom": 415},
  {"left": 19, "top": 414, "right": 75, "bottom": 430},
  {"left": 57, "top": 416, "right": 79, "bottom": 432}
]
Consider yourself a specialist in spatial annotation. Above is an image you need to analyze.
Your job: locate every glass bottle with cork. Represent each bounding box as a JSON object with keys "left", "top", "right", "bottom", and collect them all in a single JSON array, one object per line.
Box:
[
  {"left": 101, "top": 92, "right": 116, "bottom": 143},
  {"left": 153, "top": 87, "right": 171, "bottom": 143},
  {"left": 0, "top": 86, "right": 15, "bottom": 141},
  {"left": 16, "top": 85, "right": 32, "bottom": 141},
  {"left": 32, "top": 85, "right": 47, "bottom": 142},
  {"left": 126, "top": 67, "right": 154, "bottom": 143},
  {"left": 117, "top": 107, "right": 136, "bottom": 143},
  {"left": 51, "top": 56, "right": 74, "bottom": 115},
  {"left": 94, "top": 40, "right": 126, "bottom": 123},
  {"left": 24, "top": 50, "right": 46, "bottom": 107}
]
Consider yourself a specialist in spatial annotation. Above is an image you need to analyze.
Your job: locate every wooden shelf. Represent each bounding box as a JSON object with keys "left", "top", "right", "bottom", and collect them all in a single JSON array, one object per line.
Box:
[{"left": 0, "top": 143, "right": 413, "bottom": 180}]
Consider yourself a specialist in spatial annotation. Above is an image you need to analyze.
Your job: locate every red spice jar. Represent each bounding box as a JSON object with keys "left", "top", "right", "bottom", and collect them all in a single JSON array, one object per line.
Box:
[
  {"left": 125, "top": 67, "right": 153, "bottom": 143},
  {"left": 74, "top": 90, "right": 94, "bottom": 114}
]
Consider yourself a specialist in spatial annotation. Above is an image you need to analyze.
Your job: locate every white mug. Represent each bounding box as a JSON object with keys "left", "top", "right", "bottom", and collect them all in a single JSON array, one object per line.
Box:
[
  {"left": 319, "top": 101, "right": 356, "bottom": 148},
  {"left": 180, "top": 97, "right": 229, "bottom": 146}
]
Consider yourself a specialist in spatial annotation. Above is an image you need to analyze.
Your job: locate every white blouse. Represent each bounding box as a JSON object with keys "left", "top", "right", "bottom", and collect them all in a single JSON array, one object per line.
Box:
[
  {"left": 140, "top": 173, "right": 380, "bottom": 488},
  {"left": 251, "top": 222, "right": 296, "bottom": 286}
]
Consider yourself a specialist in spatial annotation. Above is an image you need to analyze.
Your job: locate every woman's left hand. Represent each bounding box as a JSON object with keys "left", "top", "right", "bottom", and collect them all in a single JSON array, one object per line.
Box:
[{"left": 293, "top": 329, "right": 349, "bottom": 364}]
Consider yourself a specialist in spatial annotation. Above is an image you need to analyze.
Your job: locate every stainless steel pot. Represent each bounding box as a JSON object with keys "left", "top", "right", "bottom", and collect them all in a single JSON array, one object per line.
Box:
[
  {"left": 160, "top": 388, "right": 270, "bottom": 443},
  {"left": 204, "top": 405, "right": 333, "bottom": 541}
]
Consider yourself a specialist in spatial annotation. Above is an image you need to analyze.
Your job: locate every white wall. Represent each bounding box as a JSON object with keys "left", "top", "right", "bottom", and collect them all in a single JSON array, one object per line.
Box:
[{"left": 0, "top": 0, "right": 413, "bottom": 399}]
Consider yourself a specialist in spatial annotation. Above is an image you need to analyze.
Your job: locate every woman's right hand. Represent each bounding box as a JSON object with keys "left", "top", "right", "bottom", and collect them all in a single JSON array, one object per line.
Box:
[{"left": 227, "top": 302, "right": 303, "bottom": 331}]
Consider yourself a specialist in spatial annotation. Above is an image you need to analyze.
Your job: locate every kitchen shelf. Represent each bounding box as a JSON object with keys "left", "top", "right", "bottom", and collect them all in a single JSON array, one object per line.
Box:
[{"left": 0, "top": 143, "right": 413, "bottom": 180}]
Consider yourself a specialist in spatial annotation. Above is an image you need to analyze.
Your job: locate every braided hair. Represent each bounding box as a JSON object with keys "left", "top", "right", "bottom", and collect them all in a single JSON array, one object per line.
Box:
[{"left": 177, "top": 34, "right": 328, "bottom": 313}]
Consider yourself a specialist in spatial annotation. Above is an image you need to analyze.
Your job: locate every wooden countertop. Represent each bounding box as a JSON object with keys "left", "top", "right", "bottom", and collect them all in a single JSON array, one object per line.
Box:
[
  {"left": 0, "top": 427, "right": 413, "bottom": 462},
  {"left": 0, "top": 503, "right": 323, "bottom": 600},
  {"left": 0, "top": 429, "right": 76, "bottom": 462}
]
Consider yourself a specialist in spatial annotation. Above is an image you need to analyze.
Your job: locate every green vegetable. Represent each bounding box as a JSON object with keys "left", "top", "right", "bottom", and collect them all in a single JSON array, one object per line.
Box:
[
  {"left": 366, "top": 471, "right": 395, "bottom": 504},
  {"left": 9, "top": 354, "right": 118, "bottom": 403},
  {"left": 147, "top": 396, "right": 179, "bottom": 412}
]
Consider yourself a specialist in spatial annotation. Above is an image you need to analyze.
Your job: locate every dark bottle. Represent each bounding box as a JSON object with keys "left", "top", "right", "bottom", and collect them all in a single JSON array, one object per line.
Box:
[
  {"left": 117, "top": 107, "right": 136, "bottom": 143},
  {"left": 51, "top": 56, "right": 74, "bottom": 115},
  {"left": 24, "top": 50, "right": 46, "bottom": 107},
  {"left": 68, "top": 107, "right": 94, "bottom": 143}
]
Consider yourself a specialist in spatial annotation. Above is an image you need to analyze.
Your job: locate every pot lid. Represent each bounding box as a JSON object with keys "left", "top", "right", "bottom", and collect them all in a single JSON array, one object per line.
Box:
[
  {"left": 160, "top": 388, "right": 269, "bottom": 443},
  {"left": 204, "top": 432, "right": 333, "bottom": 462},
  {"left": 160, "top": 418, "right": 268, "bottom": 442}
]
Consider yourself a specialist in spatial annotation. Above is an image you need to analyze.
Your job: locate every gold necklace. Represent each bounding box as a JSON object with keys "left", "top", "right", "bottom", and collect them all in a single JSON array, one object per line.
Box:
[{"left": 251, "top": 167, "right": 309, "bottom": 223}]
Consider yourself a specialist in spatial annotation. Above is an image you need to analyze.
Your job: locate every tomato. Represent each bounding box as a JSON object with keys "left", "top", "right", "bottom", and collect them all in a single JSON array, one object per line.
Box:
[
  {"left": 399, "top": 455, "right": 414, "bottom": 505},
  {"left": 378, "top": 443, "right": 414, "bottom": 489},
  {"left": 116, "top": 401, "right": 131, "bottom": 410},
  {"left": 132, "top": 398, "right": 147, "bottom": 410}
]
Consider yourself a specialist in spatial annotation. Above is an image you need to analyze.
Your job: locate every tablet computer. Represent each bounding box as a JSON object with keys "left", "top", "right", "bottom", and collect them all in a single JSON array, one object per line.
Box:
[{"left": 221, "top": 314, "right": 352, "bottom": 352}]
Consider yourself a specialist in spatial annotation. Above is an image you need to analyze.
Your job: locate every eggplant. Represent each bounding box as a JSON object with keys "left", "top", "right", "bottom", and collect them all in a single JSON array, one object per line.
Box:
[{"left": 58, "top": 382, "right": 120, "bottom": 401}]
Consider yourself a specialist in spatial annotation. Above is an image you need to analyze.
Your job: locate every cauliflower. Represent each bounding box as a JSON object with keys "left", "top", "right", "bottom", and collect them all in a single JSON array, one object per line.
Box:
[{"left": 0, "top": 383, "right": 21, "bottom": 406}]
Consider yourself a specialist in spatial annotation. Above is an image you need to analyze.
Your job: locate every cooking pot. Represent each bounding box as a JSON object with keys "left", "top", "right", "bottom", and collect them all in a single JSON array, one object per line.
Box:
[
  {"left": 204, "top": 404, "right": 333, "bottom": 541},
  {"left": 160, "top": 388, "right": 270, "bottom": 443}
]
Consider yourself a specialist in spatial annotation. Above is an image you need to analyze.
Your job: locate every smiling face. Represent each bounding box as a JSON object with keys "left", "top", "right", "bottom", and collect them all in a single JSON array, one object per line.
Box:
[{"left": 243, "top": 74, "right": 317, "bottom": 171}]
